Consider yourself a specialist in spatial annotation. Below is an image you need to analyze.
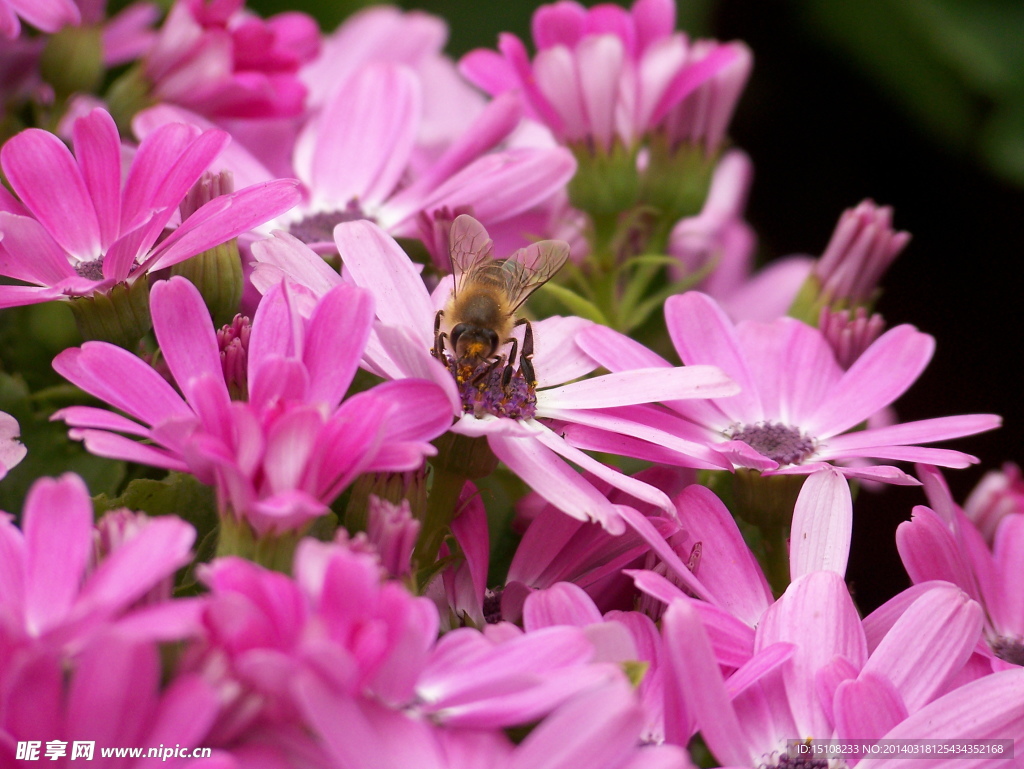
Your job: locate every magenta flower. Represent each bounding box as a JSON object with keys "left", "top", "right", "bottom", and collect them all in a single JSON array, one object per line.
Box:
[
  {"left": 575, "top": 291, "right": 1001, "bottom": 483},
  {"left": 897, "top": 465, "right": 1024, "bottom": 669},
  {"left": 660, "top": 575, "right": 1011, "bottom": 768},
  {"left": 0, "top": 411, "right": 26, "bottom": 480},
  {"left": 251, "top": 221, "right": 739, "bottom": 533},
  {"left": 460, "top": 0, "right": 744, "bottom": 152},
  {"left": 0, "top": 630, "right": 219, "bottom": 767},
  {"left": 0, "top": 108, "right": 300, "bottom": 309},
  {"left": 136, "top": 62, "right": 575, "bottom": 257},
  {"left": 629, "top": 467, "right": 853, "bottom": 672},
  {"left": 53, "top": 276, "right": 452, "bottom": 535},
  {"left": 0, "top": 474, "right": 199, "bottom": 658},
  {"left": 962, "top": 462, "right": 1024, "bottom": 544},
  {"left": 142, "top": 0, "right": 319, "bottom": 120},
  {"left": 0, "top": 0, "right": 78, "bottom": 38}
]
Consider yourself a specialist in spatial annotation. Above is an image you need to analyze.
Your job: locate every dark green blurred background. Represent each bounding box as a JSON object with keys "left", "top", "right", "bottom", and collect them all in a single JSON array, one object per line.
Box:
[{"left": 235, "top": 0, "right": 1024, "bottom": 610}]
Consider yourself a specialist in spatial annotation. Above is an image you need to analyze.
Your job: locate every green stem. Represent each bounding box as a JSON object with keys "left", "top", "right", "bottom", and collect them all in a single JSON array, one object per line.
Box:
[
  {"left": 414, "top": 464, "right": 467, "bottom": 567},
  {"left": 760, "top": 524, "right": 791, "bottom": 598}
]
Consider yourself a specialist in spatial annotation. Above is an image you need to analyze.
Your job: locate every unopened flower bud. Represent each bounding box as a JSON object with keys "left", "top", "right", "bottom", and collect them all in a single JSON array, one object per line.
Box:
[
  {"left": 171, "top": 172, "right": 244, "bottom": 326},
  {"left": 366, "top": 496, "right": 420, "bottom": 577}
]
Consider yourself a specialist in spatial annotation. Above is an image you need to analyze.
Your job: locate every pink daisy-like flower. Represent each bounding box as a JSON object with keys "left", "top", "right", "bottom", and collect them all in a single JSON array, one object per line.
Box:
[
  {"left": 52, "top": 276, "right": 452, "bottom": 536},
  {"left": 898, "top": 465, "right": 1024, "bottom": 669},
  {"left": 251, "top": 221, "right": 739, "bottom": 534},
  {"left": 459, "top": 0, "right": 744, "bottom": 152},
  {"left": 0, "top": 630, "right": 219, "bottom": 767},
  {"left": 135, "top": 61, "right": 574, "bottom": 257},
  {"left": 574, "top": 291, "right": 1001, "bottom": 484},
  {"left": 142, "top": 0, "right": 319, "bottom": 120},
  {"left": 0, "top": 473, "right": 199, "bottom": 658},
  {"left": 0, "top": 108, "right": 300, "bottom": 309},
  {"left": 661, "top": 576, "right": 1024, "bottom": 769}
]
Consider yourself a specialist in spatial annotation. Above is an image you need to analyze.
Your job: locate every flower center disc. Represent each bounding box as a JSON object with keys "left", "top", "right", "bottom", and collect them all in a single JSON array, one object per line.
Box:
[
  {"left": 439, "top": 353, "right": 537, "bottom": 420},
  {"left": 289, "top": 202, "right": 369, "bottom": 244},
  {"left": 729, "top": 421, "right": 815, "bottom": 465}
]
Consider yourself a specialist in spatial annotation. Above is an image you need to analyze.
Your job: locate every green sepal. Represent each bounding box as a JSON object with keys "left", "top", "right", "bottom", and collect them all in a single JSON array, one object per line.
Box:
[{"left": 67, "top": 276, "right": 152, "bottom": 350}]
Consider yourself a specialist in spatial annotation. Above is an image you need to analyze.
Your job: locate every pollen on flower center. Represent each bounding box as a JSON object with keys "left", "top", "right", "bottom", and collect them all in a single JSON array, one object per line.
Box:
[
  {"left": 437, "top": 352, "right": 537, "bottom": 420},
  {"left": 74, "top": 257, "right": 105, "bottom": 281},
  {"left": 289, "top": 201, "right": 371, "bottom": 244},
  {"left": 729, "top": 421, "right": 816, "bottom": 466}
]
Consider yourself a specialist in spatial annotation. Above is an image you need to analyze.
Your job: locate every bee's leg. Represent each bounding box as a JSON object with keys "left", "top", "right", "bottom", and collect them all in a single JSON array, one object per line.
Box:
[
  {"left": 470, "top": 355, "right": 504, "bottom": 386},
  {"left": 501, "top": 338, "right": 519, "bottom": 389},
  {"left": 514, "top": 318, "right": 536, "bottom": 386},
  {"left": 432, "top": 310, "right": 446, "bottom": 359}
]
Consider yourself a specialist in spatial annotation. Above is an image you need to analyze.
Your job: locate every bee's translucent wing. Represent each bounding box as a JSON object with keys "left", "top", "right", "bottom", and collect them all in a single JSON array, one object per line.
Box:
[
  {"left": 501, "top": 239, "right": 570, "bottom": 311},
  {"left": 448, "top": 214, "right": 494, "bottom": 296}
]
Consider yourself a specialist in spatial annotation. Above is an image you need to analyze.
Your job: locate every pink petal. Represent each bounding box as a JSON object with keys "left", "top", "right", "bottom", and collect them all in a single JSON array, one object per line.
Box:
[
  {"left": 651, "top": 43, "right": 742, "bottom": 125},
  {"left": 401, "top": 92, "right": 522, "bottom": 200},
  {"left": 53, "top": 343, "right": 192, "bottom": 427},
  {"left": 303, "top": 283, "right": 374, "bottom": 408},
  {"left": 664, "top": 292, "right": 762, "bottom": 425},
  {"left": 22, "top": 474, "right": 93, "bottom": 634},
  {"left": 789, "top": 467, "right": 852, "bottom": 579},
  {"left": 145, "top": 672, "right": 220, "bottom": 752},
  {"left": 1, "top": 127, "right": 101, "bottom": 260},
  {"left": 537, "top": 364, "right": 737, "bottom": 410},
  {"left": 523, "top": 582, "right": 604, "bottom": 630},
  {"left": 145, "top": 179, "right": 302, "bottom": 272},
  {"left": 661, "top": 599, "right": 751, "bottom": 765},
  {"left": 551, "top": 406, "right": 730, "bottom": 470},
  {"left": 263, "top": 406, "right": 322, "bottom": 493},
  {"left": 735, "top": 317, "right": 841, "bottom": 425},
  {"left": 249, "top": 230, "right": 342, "bottom": 297},
  {"left": 576, "top": 34, "right": 625, "bottom": 148},
  {"left": 533, "top": 45, "right": 587, "bottom": 139},
  {"left": 71, "top": 109, "right": 122, "bottom": 251},
  {"left": 531, "top": 424, "right": 674, "bottom": 515},
  {"left": 859, "top": 668, "right": 1024, "bottom": 768},
  {"left": 76, "top": 516, "right": 195, "bottom": 617},
  {"left": 70, "top": 428, "right": 191, "bottom": 471},
  {"left": 532, "top": 2, "right": 586, "bottom": 49},
  {"left": 755, "top": 571, "right": 867, "bottom": 739},
  {"left": 822, "top": 414, "right": 1002, "bottom": 452},
  {"left": 371, "top": 324, "right": 461, "bottom": 413},
  {"left": 675, "top": 485, "right": 773, "bottom": 625},
  {"left": 508, "top": 679, "right": 645, "bottom": 769},
  {"left": 120, "top": 122, "right": 209, "bottom": 231},
  {"left": 308, "top": 63, "right": 420, "bottom": 207},
  {"left": 53, "top": 406, "right": 151, "bottom": 437},
  {"left": 150, "top": 277, "right": 226, "bottom": 406},
  {"left": 530, "top": 316, "right": 604, "bottom": 387},
  {"left": 66, "top": 634, "right": 159, "bottom": 748},
  {"left": 804, "top": 324, "right": 934, "bottom": 438},
  {"left": 833, "top": 671, "right": 908, "bottom": 740},
  {"left": 576, "top": 322, "right": 673, "bottom": 372},
  {"left": 404, "top": 148, "right": 576, "bottom": 232},
  {"left": 993, "top": 516, "right": 1024, "bottom": 633},
  {"left": 861, "top": 583, "right": 983, "bottom": 712},
  {"left": 334, "top": 220, "right": 434, "bottom": 343},
  {"left": 5, "top": 0, "right": 79, "bottom": 32},
  {"left": 896, "top": 506, "right": 975, "bottom": 592},
  {"left": 487, "top": 429, "right": 625, "bottom": 533},
  {"left": 0, "top": 212, "right": 77, "bottom": 285}
]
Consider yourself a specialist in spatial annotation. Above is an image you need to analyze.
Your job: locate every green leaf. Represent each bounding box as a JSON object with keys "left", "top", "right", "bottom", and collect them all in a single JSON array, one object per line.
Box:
[
  {"left": 92, "top": 472, "right": 217, "bottom": 533},
  {"left": 537, "top": 282, "right": 610, "bottom": 325}
]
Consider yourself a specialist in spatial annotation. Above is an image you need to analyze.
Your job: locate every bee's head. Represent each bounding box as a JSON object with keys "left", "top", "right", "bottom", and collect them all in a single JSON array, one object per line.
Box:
[{"left": 451, "top": 323, "right": 499, "bottom": 361}]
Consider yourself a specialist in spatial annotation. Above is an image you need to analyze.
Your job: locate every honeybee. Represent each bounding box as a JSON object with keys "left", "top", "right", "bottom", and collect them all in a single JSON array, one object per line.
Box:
[{"left": 433, "top": 214, "right": 569, "bottom": 388}]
